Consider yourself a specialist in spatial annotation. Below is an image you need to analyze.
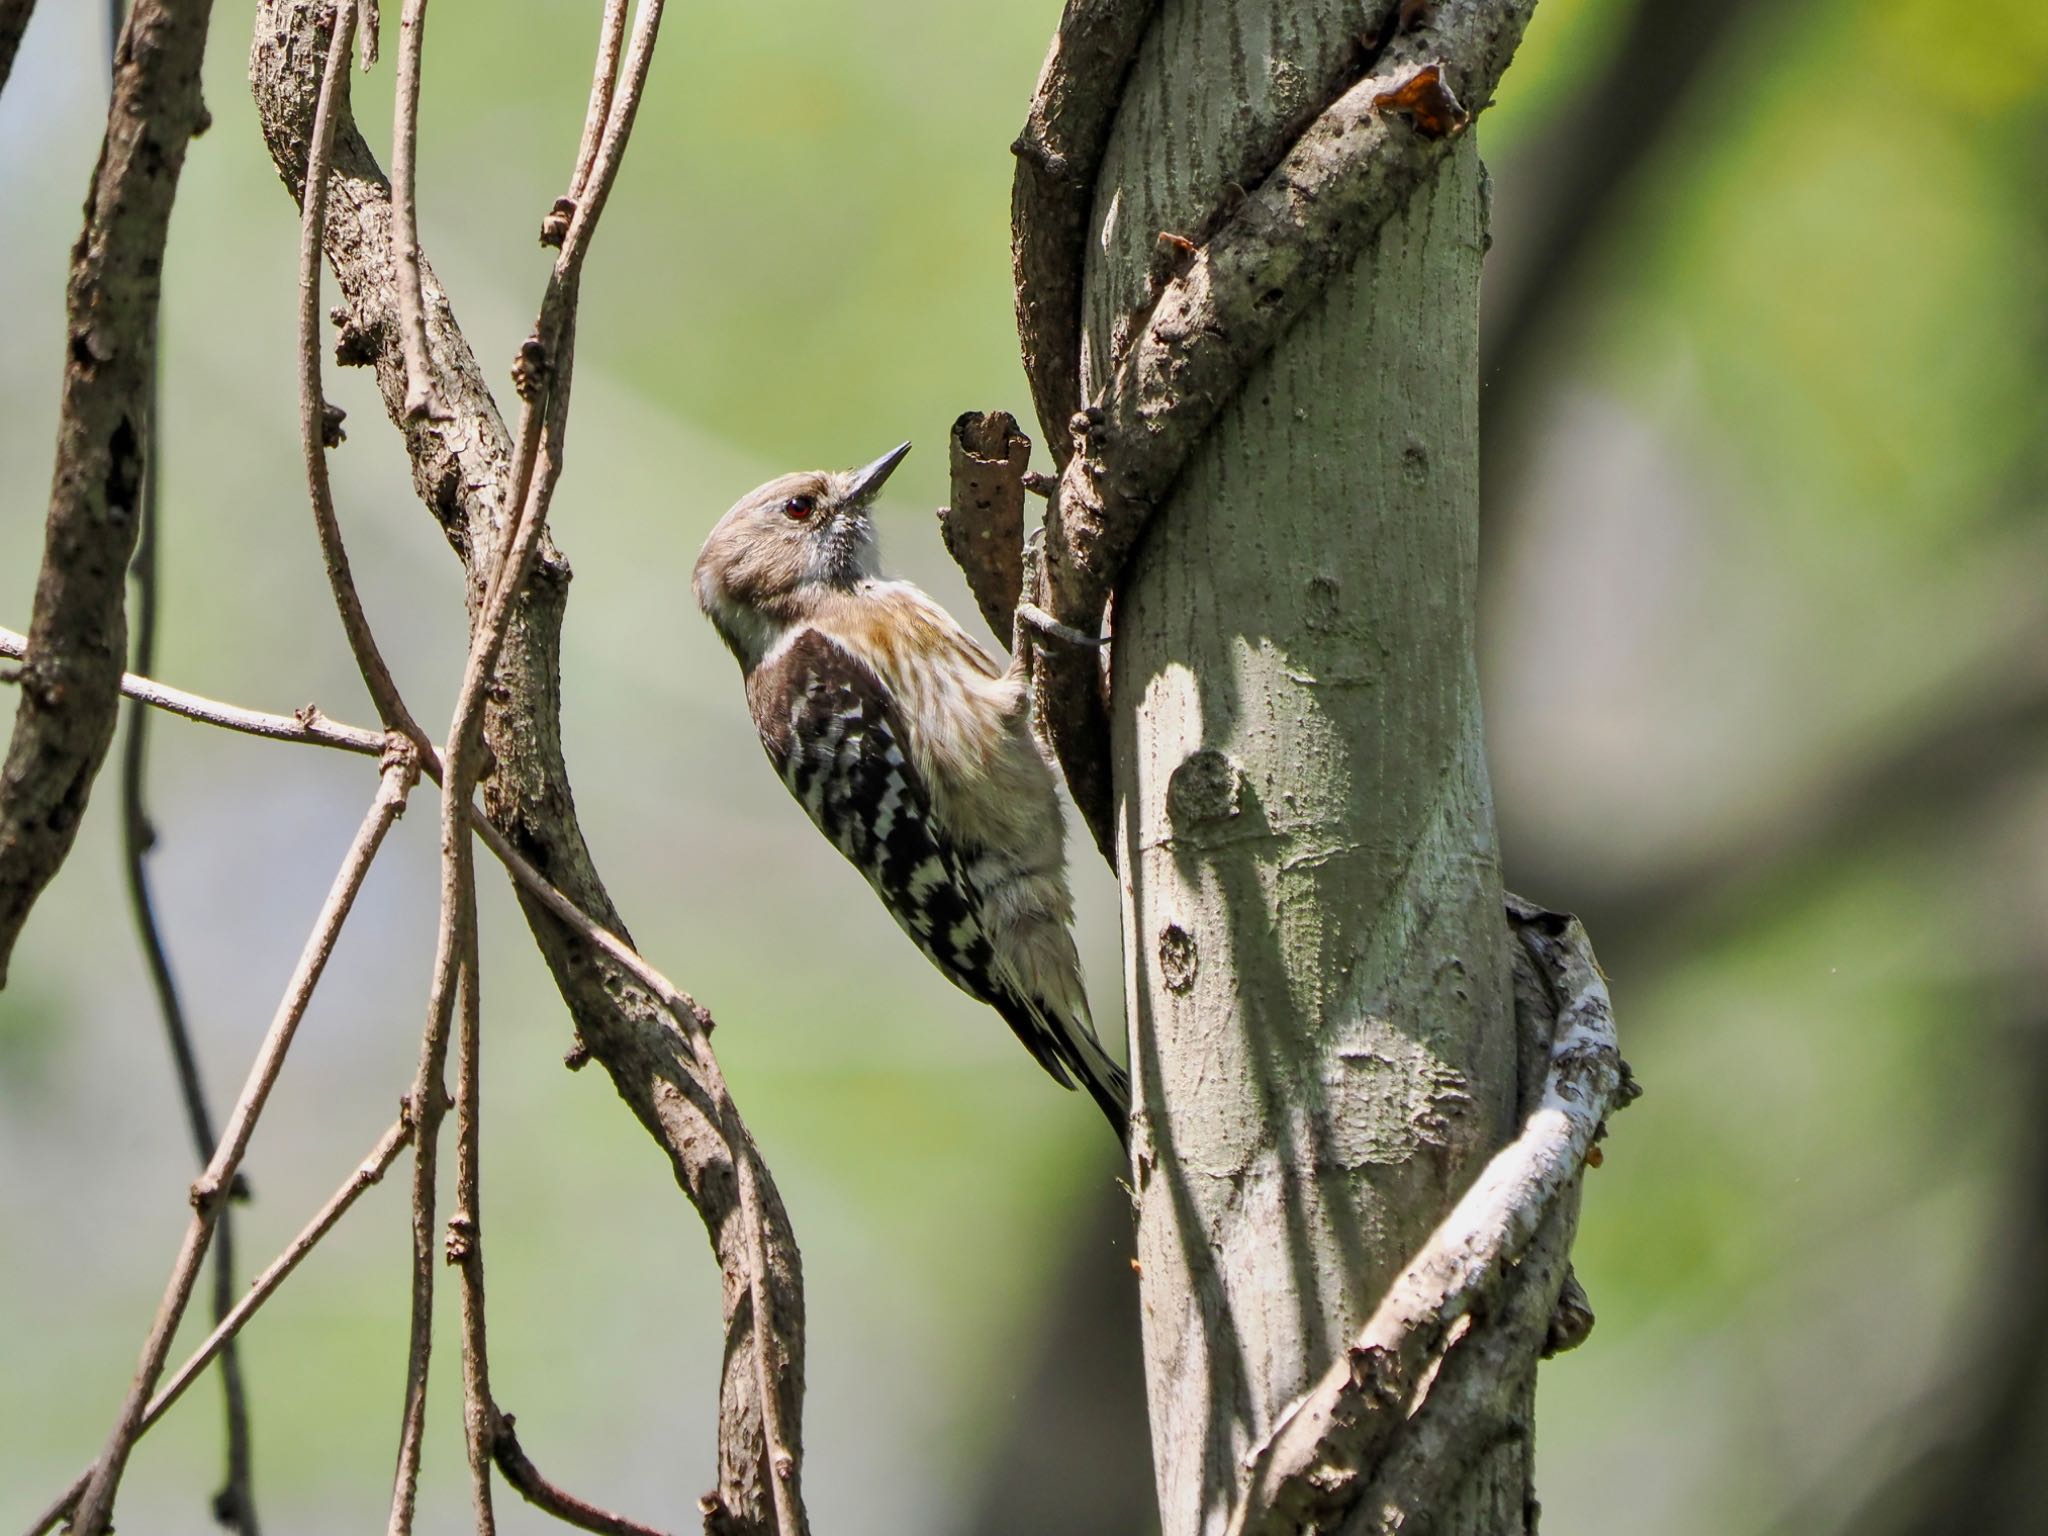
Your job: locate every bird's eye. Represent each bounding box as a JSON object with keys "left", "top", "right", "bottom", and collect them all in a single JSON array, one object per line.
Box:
[{"left": 783, "top": 495, "right": 816, "bottom": 522}]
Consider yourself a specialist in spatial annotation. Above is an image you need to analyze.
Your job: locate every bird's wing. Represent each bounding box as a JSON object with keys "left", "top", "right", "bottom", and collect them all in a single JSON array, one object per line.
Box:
[{"left": 746, "top": 626, "right": 1079, "bottom": 1087}]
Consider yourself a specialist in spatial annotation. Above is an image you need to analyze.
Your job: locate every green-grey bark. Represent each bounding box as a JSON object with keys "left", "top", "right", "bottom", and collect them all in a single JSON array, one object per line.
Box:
[{"left": 1096, "top": 7, "right": 1521, "bottom": 1532}]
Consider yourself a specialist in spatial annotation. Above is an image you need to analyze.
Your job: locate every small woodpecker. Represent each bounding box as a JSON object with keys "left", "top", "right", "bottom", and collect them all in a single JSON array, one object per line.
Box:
[{"left": 694, "top": 443, "right": 1129, "bottom": 1142}]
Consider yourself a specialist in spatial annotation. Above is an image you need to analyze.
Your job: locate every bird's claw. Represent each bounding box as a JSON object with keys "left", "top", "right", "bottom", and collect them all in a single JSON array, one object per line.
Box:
[{"left": 1015, "top": 602, "right": 1105, "bottom": 650}]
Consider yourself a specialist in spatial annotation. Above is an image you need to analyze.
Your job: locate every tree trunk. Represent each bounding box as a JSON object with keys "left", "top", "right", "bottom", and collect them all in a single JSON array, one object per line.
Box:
[{"left": 1097, "top": 9, "right": 1522, "bottom": 1533}]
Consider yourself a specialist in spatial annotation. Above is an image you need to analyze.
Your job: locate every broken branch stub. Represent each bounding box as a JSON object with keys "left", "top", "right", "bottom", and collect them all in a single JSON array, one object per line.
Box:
[{"left": 940, "top": 410, "right": 1032, "bottom": 646}]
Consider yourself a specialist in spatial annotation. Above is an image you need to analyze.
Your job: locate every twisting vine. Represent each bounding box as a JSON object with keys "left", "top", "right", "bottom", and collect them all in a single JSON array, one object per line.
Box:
[
  {"left": 935, "top": 2, "right": 1636, "bottom": 1530},
  {"left": 7, "top": 2, "right": 809, "bottom": 1533},
  {"left": 103, "top": 0, "right": 262, "bottom": 1523}
]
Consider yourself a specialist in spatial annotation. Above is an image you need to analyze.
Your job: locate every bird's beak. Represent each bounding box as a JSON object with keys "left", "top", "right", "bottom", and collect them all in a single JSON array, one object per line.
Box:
[{"left": 845, "top": 441, "right": 911, "bottom": 506}]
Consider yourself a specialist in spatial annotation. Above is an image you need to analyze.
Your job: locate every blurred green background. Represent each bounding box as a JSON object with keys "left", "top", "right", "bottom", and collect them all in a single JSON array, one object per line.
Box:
[{"left": 3, "top": 0, "right": 2045, "bottom": 1531}]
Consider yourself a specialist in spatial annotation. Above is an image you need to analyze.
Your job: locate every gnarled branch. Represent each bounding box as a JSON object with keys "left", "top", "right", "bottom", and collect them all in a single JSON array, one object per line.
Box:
[
  {"left": 1020, "top": 0, "right": 1539, "bottom": 849},
  {"left": 0, "top": 0, "right": 217, "bottom": 984},
  {"left": 1231, "top": 900, "right": 1633, "bottom": 1535},
  {"left": 1010, "top": 0, "right": 1161, "bottom": 462},
  {"left": 249, "top": 3, "right": 806, "bottom": 1527}
]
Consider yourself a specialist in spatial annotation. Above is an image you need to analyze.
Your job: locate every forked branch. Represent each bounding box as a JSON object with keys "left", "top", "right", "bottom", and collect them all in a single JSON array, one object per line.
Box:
[
  {"left": 251, "top": 0, "right": 806, "bottom": 1527},
  {"left": 1, "top": 624, "right": 769, "bottom": 1106},
  {"left": 0, "top": 625, "right": 387, "bottom": 754},
  {"left": 30, "top": 1117, "right": 414, "bottom": 1536},
  {"left": 63, "top": 745, "right": 420, "bottom": 1536}
]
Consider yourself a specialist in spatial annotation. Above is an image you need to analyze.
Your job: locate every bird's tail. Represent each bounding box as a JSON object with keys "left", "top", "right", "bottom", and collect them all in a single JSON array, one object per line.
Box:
[
  {"left": 1072, "top": 1035, "right": 1132, "bottom": 1148},
  {"left": 988, "top": 909, "right": 1130, "bottom": 1145},
  {"left": 1014, "top": 980, "right": 1130, "bottom": 1147}
]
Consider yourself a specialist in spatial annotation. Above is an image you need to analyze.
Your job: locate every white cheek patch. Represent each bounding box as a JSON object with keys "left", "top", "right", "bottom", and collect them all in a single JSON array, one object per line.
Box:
[{"left": 707, "top": 591, "right": 778, "bottom": 670}]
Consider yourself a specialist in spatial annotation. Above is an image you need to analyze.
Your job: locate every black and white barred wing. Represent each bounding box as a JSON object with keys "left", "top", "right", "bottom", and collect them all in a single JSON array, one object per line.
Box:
[{"left": 746, "top": 627, "right": 1077, "bottom": 1086}]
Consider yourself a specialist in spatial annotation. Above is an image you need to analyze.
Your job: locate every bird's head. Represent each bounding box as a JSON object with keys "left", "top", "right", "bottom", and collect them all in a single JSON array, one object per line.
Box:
[{"left": 693, "top": 441, "right": 911, "bottom": 667}]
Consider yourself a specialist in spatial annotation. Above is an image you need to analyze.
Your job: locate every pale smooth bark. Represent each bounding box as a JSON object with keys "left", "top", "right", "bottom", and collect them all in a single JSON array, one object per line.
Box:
[{"left": 1098, "top": 7, "right": 1520, "bottom": 1533}]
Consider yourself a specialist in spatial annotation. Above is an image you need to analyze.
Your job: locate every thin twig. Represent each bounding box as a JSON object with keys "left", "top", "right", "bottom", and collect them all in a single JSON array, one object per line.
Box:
[
  {"left": 489, "top": 814, "right": 805, "bottom": 1528},
  {"left": 385, "top": 862, "right": 469, "bottom": 1536},
  {"left": 485, "top": 0, "right": 666, "bottom": 648},
  {"left": 388, "top": 11, "right": 666, "bottom": 1524},
  {"left": 252, "top": 1, "right": 807, "bottom": 1518},
  {"left": 116, "top": 259, "right": 261, "bottom": 1533},
  {"left": 304, "top": 21, "right": 461, "bottom": 1516},
  {"left": 29, "top": 1117, "right": 414, "bottom": 1536},
  {"left": 153, "top": 1118, "right": 414, "bottom": 1451},
  {"left": 541, "top": 0, "right": 629, "bottom": 250},
  {"left": 492, "top": 1414, "right": 674, "bottom": 1536},
  {"left": 355, "top": 0, "right": 378, "bottom": 68},
  {"left": 6, "top": 618, "right": 783, "bottom": 1132},
  {"left": 478, "top": 800, "right": 799, "bottom": 1527},
  {"left": 307, "top": 11, "right": 455, "bottom": 1499},
  {"left": 391, "top": 0, "right": 437, "bottom": 419},
  {"left": 298, "top": 0, "right": 430, "bottom": 752},
  {"left": 565, "top": 0, "right": 629, "bottom": 211},
  {"left": 0, "top": 626, "right": 386, "bottom": 753},
  {"left": 4, "top": 625, "right": 756, "bottom": 1085},
  {"left": 443, "top": 0, "right": 678, "bottom": 1085},
  {"left": 437, "top": 7, "right": 813, "bottom": 1525},
  {"left": 489, "top": 864, "right": 807, "bottom": 1528},
  {"left": 43, "top": 650, "right": 805, "bottom": 1533},
  {"left": 475, "top": 827, "right": 705, "bottom": 1060},
  {"left": 452, "top": 942, "right": 498, "bottom": 1535},
  {"left": 64, "top": 746, "right": 419, "bottom": 1536}
]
